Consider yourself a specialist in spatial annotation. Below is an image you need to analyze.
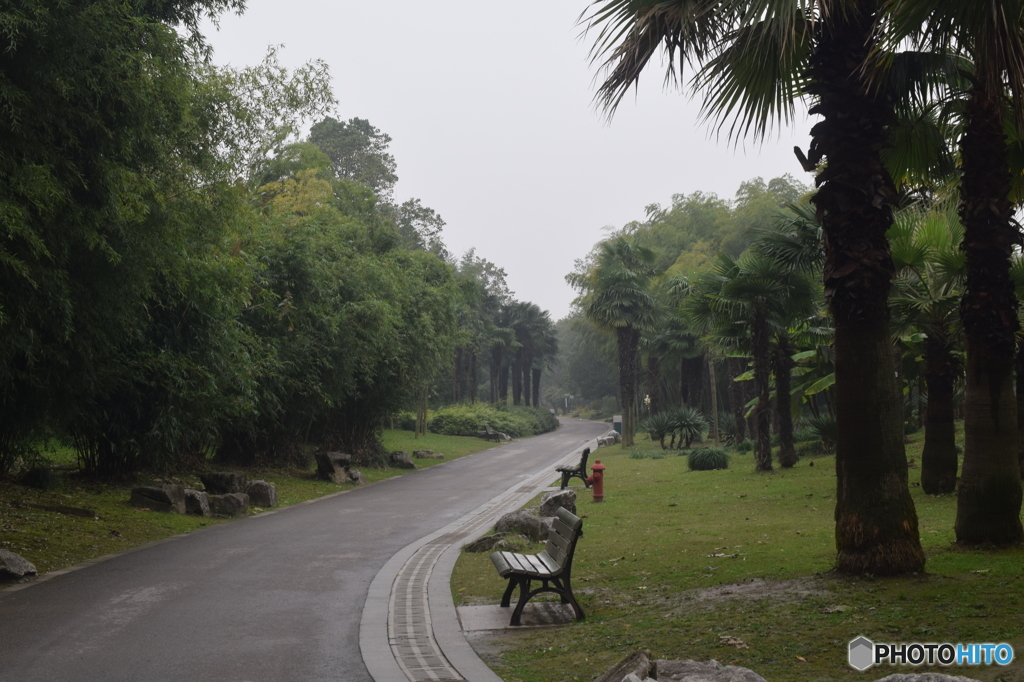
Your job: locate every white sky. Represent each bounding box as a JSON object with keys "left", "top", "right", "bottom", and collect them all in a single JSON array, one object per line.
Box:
[{"left": 204, "top": 0, "right": 811, "bottom": 321}]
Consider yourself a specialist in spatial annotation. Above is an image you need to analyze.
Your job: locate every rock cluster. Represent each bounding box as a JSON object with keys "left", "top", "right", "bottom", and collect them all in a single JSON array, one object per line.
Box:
[
  {"left": 412, "top": 450, "right": 444, "bottom": 460},
  {"left": 129, "top": 472, "right": 277, "bottom": 518},
  {"left": 597, "top": 430, "right": 622, "bottom": 447},
  {"left": 494, "top": 509, "right": 553, "bottom": 543},
  {"left": 314, "top": 452, "right": 367, "bottom": 484},
  {"left": 129, "top": 484, "right": 186, "bottom": 514},
  {"left": 0, "top": 549, "right": 37, "bottom": 583}
]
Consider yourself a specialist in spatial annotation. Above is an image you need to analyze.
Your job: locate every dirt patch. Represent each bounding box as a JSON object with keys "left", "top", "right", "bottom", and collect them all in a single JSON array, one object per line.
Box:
[{"left": 681, "top": 576, "right": 829, "bottom": 603}]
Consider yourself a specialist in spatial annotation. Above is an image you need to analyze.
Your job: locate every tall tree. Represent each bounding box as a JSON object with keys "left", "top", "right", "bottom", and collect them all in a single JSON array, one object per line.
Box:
[
  {"left": 568, "top": 237, "right": 656, "bottom": 446},
  {"left": 308, "top": 116, "right": 398, "bottom": 199},
  {"left": 582, "top": 0, "right": 924, "bottom": 573}
]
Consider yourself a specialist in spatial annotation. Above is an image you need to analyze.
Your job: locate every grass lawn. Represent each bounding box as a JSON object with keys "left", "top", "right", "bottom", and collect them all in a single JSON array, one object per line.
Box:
[
  {"left": 0, "top": 430, "right": 501, "bottom": 577},
  {"left": 451, "top": 427, "right": 1024, "bottom": 682}
]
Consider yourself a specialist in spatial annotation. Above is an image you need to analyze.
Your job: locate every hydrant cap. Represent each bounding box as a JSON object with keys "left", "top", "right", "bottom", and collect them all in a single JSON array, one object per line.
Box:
[{"left": 592, "top": 461, "right": 605, "bottom": 472}]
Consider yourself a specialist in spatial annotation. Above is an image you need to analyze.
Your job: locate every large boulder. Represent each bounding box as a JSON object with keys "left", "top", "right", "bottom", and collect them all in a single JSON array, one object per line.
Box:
[
  {"left": 464, "top": 533, "right": 507, "bottom": 553},
  {"left": 495, "top": 510, "right": 551, "bottom": 543},
  {"left": 315, "top": 451, "right": 352, "bottom": 483},
  {"left": 199, "top": 471, "right": 247, "bottom": 495},
  {"left": 389, "top": 451, "right": 416, "bottom": 469},
  {"left": 655, "top": 659, "right": 767, "bottom": 682},
  {"left": 208, "top": 493, "right": 249, "bottom": 518},
  {"left": 595, "top": 650, "right": 657, "bottom": 682},
  {"left": 347, "top": 469, "right": 368, "bottom": 485},
  {"left": 130, "top": 484, "right": 186, "bottom": 514},
  {"left": 246, "top": 480, "right": 277, "bottom": 508},
  {"left": 0, "top": 550, "right": 37, "bottom": 583},
  {"left": 539, "top": 489, "right": 577, "bottom": 517},
  {"left": 183, "top": 489, "right": 210, "bottom": 517}
]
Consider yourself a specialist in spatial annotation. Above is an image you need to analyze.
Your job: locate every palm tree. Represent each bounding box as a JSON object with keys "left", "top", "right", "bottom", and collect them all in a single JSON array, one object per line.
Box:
[
  {"left": 567, "top": 236, "right": 656, "bottom": 446},
  {"left": 582, "top": 0, "right": 925, "bottom": 573},
  {"left": 888, "top": 202, "right": 964, "bottom": 494},
  {"left": 881, "top": 0, "right": 1024, "bottom": 545}
]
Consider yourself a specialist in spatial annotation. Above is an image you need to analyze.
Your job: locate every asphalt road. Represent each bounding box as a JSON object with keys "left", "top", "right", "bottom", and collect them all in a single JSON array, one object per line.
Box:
[{"left": 0, "top": 419, "right": 608, "bottom": 682}]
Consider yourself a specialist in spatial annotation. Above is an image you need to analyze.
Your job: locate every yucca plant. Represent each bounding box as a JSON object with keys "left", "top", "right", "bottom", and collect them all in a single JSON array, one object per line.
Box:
[
  {"left": 639, "top": 412, "right": 675, "bottom": 450},
  {"left": 670, "top": 406, "right": 707, "bottom": 449},
  {"left": 807, "top": 414, "right": 838, "bottom": 455},
  {"left": 688, "top": 448, "right": 729, "bottom": 471}
]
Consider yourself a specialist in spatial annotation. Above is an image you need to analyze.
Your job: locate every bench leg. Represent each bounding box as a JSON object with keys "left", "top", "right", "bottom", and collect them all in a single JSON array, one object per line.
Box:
[
  {"left": 499, "top": 577, "right": 517, "bottom": 608},
  {"left": 510, "top": 577, "right": 531, "bottom": 626}
]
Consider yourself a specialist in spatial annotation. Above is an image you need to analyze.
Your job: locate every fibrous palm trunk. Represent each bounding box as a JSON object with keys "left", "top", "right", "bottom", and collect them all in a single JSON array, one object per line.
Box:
[
  {"left": 808, "top": 0, "right": 924, "bottom": 574},
  {"left": 728, "top": 357, "right": 747, "bottom": 442},
  {"left": 617, "top": 326, "right": 641, "bottom": 446},
  {"left": 532, "top": 367, "right": 542, "bottom": 408},
  {"left": 1016, "top": 339, "right": 1024, "bottom": 479},
  {"left": 776, "top": 333, "right": 798, "bottom": 468},
  {"left": 955, "top": 84, "right": 1024, "bottom": 545},
  {"left": 921, "top": 331, "right": 958, "bottom": 494},
  {"left": 646, "top": 354, "right": 661, "bottom": 415},
  {"left": 751, "top": 304, "right": 772, "bottom": 472}
]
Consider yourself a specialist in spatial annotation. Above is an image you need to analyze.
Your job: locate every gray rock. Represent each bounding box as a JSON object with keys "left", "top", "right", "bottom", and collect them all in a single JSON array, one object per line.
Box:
[
  {"left": 495, "top": 510, "right": 549, "bottom": 543},
  {"left": 347, "top": 469, "right": 368, "bottom": 485},
  {"left": 0, "top": 549, "right": 37, "bottom": 583},
  {"left": 183, "top": 489, "right": 210, "bottom": 516},
  {"left": 539, "top": 489, "right": 577, "bottom": 517},
  {"left": 208, "top": 493, "right": 249, "bottom": 518},
  {"left": 499, "top": 432, "right": 511, "bottom": 441},
  {"left": 389, "top": 450, "right": 416, "bottom": 469},
  {"left": 872, "top": 671, "right": 983, "bottom": 675},
  {"left": 623, "top": 675, "right": 655, "bottom": 682},
  {"left": 315, "top": 451, "right": 352, "bottom": 483},
  {"left": 595, "top": 650, "right": 657, "bottom": 682},
  {"left": 464, "top": 533, "right": 507, "bottom": 553},
  {"left": 413, "top": 450, "right": 445, "bottom": 459},
  {"left": 655, "top": 659, "right": 767, "bottom": 682},
  {"left": 245, "top": 480, "right": 277, "bottom": 508},
  {"left": 130, "top": 484, "right": 186, "bottom": 514},
  {"left": 199, "top": 471, "right": 247, "bottom": 495}
]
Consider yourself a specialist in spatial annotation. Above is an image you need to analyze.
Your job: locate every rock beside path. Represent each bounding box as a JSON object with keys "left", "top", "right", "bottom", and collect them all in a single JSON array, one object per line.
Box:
[
  {"left": 0, "top": 550, "right": 37, "bottom": 583},
  {"left": 200, "top": 472, "right": 247, "bottom": 495},
  {"left": 873, "top": 675, "right": 982, "bottom": 682},
  {"left": 494, "top": 510, "right": 552, "bottom": 543},
  {"left": 208, "top": 493, "right": 249, "bottom": 517},
  {"left": 595, "top": 650, "right": 656, "bottom": 682},
  {"left": 184, "top": 489, "right": 210, "bottom": 516},
  {"left": 413, "top": 450, "right": 445, "bottom": 460},
  {"left": 655, "top": 659, "right": 766, "bottom": 681},
  {"left": 464, "top": 533, "right": 506, "bottom": 553},
  {"left": 130, "top": 484, "right": 186, "bottom": 514},
  {"left": 246, "top": 480, "right": 277, "bottom": 508},
  {"left": 315, "top": 451, "right": 352, "bottom": 483},
  {"left": 539, "top": 489, "right": 576, "bottom": 517},
  {"left": 389, "top": 451, "right": 416, "bottom": 469}
]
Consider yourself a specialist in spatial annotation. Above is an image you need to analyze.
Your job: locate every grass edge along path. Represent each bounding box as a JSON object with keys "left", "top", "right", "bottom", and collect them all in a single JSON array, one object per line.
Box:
[
  {"left": 451, "top": 429, "right": 1024, "bottom": 682},
  {"left": 0, "top": 430, "right": 502, "bottom": 582}
]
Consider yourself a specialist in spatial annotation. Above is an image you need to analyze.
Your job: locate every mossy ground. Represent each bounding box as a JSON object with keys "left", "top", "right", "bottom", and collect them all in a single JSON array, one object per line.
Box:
[
  {"left": 451, "top": 426, "right": 1024, "bottom": 682},
  {"left": 0, "top": 430, "right": 499, "bottom": 576}
]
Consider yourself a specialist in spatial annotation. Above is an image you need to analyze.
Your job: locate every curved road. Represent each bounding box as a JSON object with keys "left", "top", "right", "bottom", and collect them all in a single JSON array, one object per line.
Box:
[{"left": 0, "top": 419, "right": 607, "bottom": 682}]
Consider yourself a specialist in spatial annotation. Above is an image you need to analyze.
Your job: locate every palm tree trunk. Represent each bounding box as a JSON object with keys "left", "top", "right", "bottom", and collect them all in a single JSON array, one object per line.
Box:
[
  {"left": 512, "top": 352, "right": 523, "bottom": 406},
  {"left": 776, "top": 332, "right": 797, "bottom": 468},
  {"left": 532, "top": 367, "right": 542, "bottom": 408},
  {"left": 752, "top": 305, "right": 772, "bottom": 472},
  {"left": 921, "top": 331, "right": 958, "bottom": 494},
  {"left": 728, "top": 357, "right": 747, "bottom": 442},
  {"left": 955, "top": 84, "right": 1024, "bottom": 545},
  {"left": 1016, "top": 339, "right": 1024, "bottom": 479},
  {"left": 470, "top": 351, "right": 477, "bottom": 403},
  {"left": 808, "top": 0, "right": 924, "bottom": 574},
  {"left": 646, "top": 354, "right": 661, "bottom": 415},
  {"left": 618, "top": 326, "right": 640, "bottom": 446}
]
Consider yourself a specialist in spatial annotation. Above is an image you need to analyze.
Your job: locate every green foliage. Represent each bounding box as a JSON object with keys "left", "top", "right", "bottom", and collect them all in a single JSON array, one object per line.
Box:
[
  {"left": 670, "top": 406, "right": 709, "bottom": 448},
  {"left": 428, "top": 405, "right": 558, "bottom": 439},
  {"left": 807, "top": 414, "right": 838, "bottom": 454},
  {"left": 688, "top": 448, "right": 730, "bottom": 471},
  {"left": 736, "top": 439, "right": 754, "bottom": 453}
]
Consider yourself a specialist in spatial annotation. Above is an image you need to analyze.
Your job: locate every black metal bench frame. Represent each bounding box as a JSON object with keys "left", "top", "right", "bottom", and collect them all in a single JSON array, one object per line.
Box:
[
  {"left": 556, "top": 447, "right": 590, "bottom": 490},
  {"left": 483, "top": 424, "right": 501, "bottom": 442},
  {"left": 489, "top": 507, "right": 585, "bottom": 626}
]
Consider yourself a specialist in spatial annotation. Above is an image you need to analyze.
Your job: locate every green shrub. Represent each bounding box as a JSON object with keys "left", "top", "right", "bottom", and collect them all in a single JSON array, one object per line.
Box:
[
  {"left": 428, "top": 404, "right": 557, "bottom": 439},
  {"left": 670, "top": 407, "right": 708, "bottom": 448},
  {"left": 21, "top": 464, "right": 62, "bottom": 490},
  {"left": 395, "top": 412, "right": 417, "bottom": 431},
  {"left": 688, "top": 448, "right": 729, "bottom": 471},
  {"left": 807, "top": 414, "right": 837, "bottom": 454},
  {"left": 795, "top": 440, "right": 825, "bottom": 456},
  {"left": 736, "top": 439, "right": 754, "bottom": 453}
]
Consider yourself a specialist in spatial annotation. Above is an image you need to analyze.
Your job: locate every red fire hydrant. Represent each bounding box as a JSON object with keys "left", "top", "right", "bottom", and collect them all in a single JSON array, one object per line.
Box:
[{"left": 587, "top": 460, "right": 606, "bottom": 503}]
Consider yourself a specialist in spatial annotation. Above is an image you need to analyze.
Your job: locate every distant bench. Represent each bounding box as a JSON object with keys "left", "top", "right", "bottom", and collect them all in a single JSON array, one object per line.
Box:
[
  {"left": 478, "top": 424, "right": 502, "bottom": 442},
  {"left": 489, "top": 507, "right": 585, "bottom": 626},
  {"left": 556, "top": 447, "right": 590, "bottom": 490}
]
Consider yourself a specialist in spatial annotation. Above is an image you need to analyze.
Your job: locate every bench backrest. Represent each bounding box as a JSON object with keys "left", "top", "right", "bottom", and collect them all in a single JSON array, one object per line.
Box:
[
  {"left": 544, "top": 507, "right": 583, "bottom": 570},
  {"left": 577, "top": 448, "right": 589, "bottom": 472}
]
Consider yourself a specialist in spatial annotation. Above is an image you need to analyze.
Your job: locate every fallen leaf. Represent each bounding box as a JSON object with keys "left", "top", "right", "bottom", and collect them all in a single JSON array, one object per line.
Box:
[{"left": 796, "top": 656, "right": 808, "bottom": 662}]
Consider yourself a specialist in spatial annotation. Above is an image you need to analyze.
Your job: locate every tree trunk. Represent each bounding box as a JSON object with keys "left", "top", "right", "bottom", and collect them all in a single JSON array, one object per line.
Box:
[
  {"left": 709, "top": 356, "right": 720, "bottom": 447},
  {"left": 532, "top": 367, "right": 542, "bottom": 408},
  {"left": 680, "top": 355, "right": 704, "bottom": 409},
  {"left": 618, "top": 326, "right": 640, "bottom": 446},
  {"left": 1017, "top": 339, "right": 1024, "bottom": 479},
  {"left": 470, "top": 351, "right": 477, "bottom": 403},
  {"left": 728, "top": 357, "right": 747, "bottom": 442},
  {"left": 511, "top": 352, "right": 523, "bottom": 406},
  {"left": 498, "top": 357, "right": 510, "bottom": 404},
  {"left": 776, "top": 333, "right": 798, "bottom": 468},
  {"left": 646, "top": 354, "right": 661, "bottom": 415},
  {"left": 921, "top": 331, "right": 959, "bottom": 494},
  {"left": 453, "top": 347, "right": 463, "bottom": 403},
  {"left": 955, "top": 83, "right": 1024, "bottom": 545},
  {"left": 752, "top": 305, "right": 772, "bottom": 472},
  {"left": 808, "top": 0, "right": 925, "bottom": 574}
]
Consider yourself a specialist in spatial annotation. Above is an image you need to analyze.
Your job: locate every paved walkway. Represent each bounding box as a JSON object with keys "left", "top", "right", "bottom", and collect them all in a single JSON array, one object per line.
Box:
[{"left": 0, "top": 419, "right": 608, "bottom": 682}]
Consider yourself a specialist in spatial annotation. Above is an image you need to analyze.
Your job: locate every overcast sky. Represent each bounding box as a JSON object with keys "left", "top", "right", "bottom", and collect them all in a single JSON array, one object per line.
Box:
[{"left": 204, "top": 0, "right": 811, "bottom": 321}]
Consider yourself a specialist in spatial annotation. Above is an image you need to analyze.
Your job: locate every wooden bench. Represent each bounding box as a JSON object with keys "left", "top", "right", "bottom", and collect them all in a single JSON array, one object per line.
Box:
[
  {"left": 556, "top": 447, "right": 590, "bottom": 490},
  {"left": 489, "top": 507, "right": 585, "bottom": 626},
  {"left": 482, "top": 424, "right": 502, "bottom": 442}
]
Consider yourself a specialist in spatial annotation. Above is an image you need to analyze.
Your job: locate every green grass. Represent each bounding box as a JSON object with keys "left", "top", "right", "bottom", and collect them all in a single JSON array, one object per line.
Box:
[
  {"left": 451, "top": 427, "right": 1024, "bottom": 682},
  {"left": 0, "top": 430, "right": 501, "bottom": 577}
]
